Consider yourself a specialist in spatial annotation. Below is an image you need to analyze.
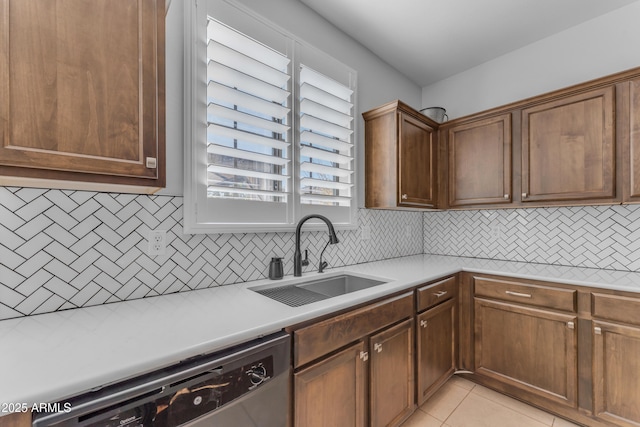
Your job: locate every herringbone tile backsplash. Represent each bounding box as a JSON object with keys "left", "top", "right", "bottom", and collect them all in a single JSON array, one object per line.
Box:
[
  {"left": 4, "top": 185, "right": 640, "bottom": 321},
  {"left": 424, "top": 205, "right": 640, "bottom": 271},
  {"left": 0, "top": 187, "right": 423, "bottom": 320}
]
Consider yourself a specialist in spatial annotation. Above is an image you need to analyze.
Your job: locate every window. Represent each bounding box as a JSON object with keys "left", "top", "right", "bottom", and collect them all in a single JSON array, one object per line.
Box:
[{"left": 184, "top": 0, "right": 357, "bottom": 233}]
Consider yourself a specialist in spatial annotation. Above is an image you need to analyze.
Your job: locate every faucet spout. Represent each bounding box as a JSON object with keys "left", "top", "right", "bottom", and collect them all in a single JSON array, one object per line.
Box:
[{"left": 294, "top": 214, "right": 339, "bottom": 277}]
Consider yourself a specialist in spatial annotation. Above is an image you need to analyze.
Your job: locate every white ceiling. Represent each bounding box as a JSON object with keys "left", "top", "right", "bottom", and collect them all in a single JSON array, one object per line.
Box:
[{"left": 299, "top": 0, "right": 639, "bottom": 87}]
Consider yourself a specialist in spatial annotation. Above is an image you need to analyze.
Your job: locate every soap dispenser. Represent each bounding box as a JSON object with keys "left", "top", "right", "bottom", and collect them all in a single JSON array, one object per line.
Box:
[{"left": 269, "top": 257, "right": 284, "bottom": 280}]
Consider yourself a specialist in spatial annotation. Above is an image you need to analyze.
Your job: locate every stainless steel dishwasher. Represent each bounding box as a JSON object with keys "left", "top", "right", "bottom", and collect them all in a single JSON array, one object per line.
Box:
[{"left": 32, "top": 332, "right": 290, "bottom": 427}]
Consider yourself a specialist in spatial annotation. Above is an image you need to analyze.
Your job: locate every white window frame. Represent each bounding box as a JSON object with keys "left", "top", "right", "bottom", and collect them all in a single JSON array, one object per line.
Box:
[{"left": 184, "top": 0, "right": 358, "bottom": 234}]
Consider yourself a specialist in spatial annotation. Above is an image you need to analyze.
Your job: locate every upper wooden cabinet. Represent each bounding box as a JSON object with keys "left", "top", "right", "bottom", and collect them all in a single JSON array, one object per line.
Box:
[
  {"left": 445, "top": 113, "right": 512, "bottom": 207},
  {"left": 521, "top": 86, "right": 616, "bottom": 203},
  {"left": 0, "top": 0, "right": 165, "bottom": 192},
  {"left": 623, "top": 78, "right": 640, "bottom": 202},
  {"left": 364, "top": 101, "right": 437, "bottom": 209},
  {"left": 364, "top": 68, "right": 640, "bottom": 211}
]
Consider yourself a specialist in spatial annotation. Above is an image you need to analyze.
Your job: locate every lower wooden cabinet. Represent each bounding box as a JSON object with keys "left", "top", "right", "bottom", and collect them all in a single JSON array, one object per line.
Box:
[
  {"left": 370, "top": 319, "right": 415, "bottom": 427},
  {"left": 462, "top": 274, "right": 640, "bottom": 427},
  {"left": 294, "top": 341, "right": 367, "bottom": 427},
  {"left": 591, "top": 291, "right": 640, "bottom": 427},
  {"left": 0, "top": 413, "right": 31, "bottom": 427},
  {"left": 474, "top": 297, "right": 578, "bottom": 408},
  {"left": 291, "top": 272, "right": 640, "bottom": 427},
  {"left": 592, "top": 321, "right": 640, "bottom": 427},
  {"left": 416, "top": 298, "right": 456, "bottom": 404},
  {"left": 291, "top": 292, "right": 414, "bottom": 427}
]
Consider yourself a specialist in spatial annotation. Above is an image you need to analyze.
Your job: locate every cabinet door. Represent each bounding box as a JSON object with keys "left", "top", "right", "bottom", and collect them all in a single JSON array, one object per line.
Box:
[
  {"left": 370, "top": 319, "right": 415, "bottom": 427},
  {"left": 294, "top": 341, "right": 366, "bottom": 427},
  {"left": 416, "top": 298, "right": 456, "bottom": 404},
  {"left": 521, "top": 86, "right": 615, "bottom": 203},
  {"left": 593, "top": 321, "right": 640, "bottom": 427},
  {"left": 474, "top": 298, "right": 578, "bottom": 408},
  {"left": 0, "top": 412, "right": 31, "bottom": 427},
  {"left": 398, "top": 112, "right": 436, "bottom": 208},
  {"left": 0, "top": 0, "right": 164, "bottom": 190},
  {"left": 626, "top": 79, "right": 640, "bottom": 201},
  {"left": 448, "top": 114, "right": 512, "bottom": 206}
]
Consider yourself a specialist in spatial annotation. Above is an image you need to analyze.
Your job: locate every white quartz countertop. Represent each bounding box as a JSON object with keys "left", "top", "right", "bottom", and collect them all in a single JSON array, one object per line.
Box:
[{"left": 2, "top": 254, "right": 640, "bottom": 413}]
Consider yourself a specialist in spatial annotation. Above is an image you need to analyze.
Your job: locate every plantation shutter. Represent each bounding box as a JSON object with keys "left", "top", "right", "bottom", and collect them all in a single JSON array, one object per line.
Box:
[
  {"left": 206, "top": 18, "right": 291, "bottom": 203},
  {"left": 299, "top": 65, "right": 354, "bottom": 207}
]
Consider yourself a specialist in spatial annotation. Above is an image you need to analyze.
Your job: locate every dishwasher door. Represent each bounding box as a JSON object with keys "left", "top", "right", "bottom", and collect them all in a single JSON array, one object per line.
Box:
[
  {"left": 32, "top": 332, "right": 290, "bottom": 427},
  {"left": 177, "top": 372, "right": 288, "bottom": 426}
]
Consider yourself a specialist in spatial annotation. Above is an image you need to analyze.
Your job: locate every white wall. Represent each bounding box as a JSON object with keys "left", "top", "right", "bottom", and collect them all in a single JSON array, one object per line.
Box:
[
  {"left": 421, "top": 1, "right": 640, "bottom": 120},
  {"left": 162, "top": 0, "right": 185, "bottom": 196},
  {"left": 160, "top": 0, "right": 422, "bottom": 203}
]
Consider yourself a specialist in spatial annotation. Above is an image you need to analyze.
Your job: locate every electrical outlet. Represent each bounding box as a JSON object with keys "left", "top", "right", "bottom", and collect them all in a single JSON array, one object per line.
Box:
[
  {"left": 148, "top": 230, "right": 166, "bottom": 256},
  {"left": 361, "top": 226, "right": 371, "bottom": 241}
]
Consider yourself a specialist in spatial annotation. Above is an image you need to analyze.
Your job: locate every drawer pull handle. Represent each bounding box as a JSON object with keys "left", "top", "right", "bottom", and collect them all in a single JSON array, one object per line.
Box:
[
  {"left": 567, "top": 321, "right": 575, "bottom": 330},
  {"left": 505, "top": 290, "right": 532, "bottom": 298},
  {"left": 360, "top": 351, "right": 369, "bottom": 361},
  {"left": 594, "top": 327, "right": 602, "bottom": 335},
  {"left": 434, "top": 290, "right": 448, "bottom": 298},
  {"left": 374, "top": 343, "right": 383, "bottom": 353},
  {"left": 420, "top": 320, "right": 428, "bottom": 328}
]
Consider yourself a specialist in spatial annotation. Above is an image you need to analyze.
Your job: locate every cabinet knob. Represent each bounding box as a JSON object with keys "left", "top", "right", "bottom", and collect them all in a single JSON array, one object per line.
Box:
[
  {"left": 503, "top": 194, "right": 509, "bottom": 199},
  {"left": 522, "top": 192, "right": 528, "bottom": 199},
  {"left": 567, "top": 321, "right": 575, "bottom": 330},
  {"left": 374, "top": 343, "right": 383, "bottom": 353},
  {"left": 594, "top": 327, "right": 602, "bottom": 335},
  {"left": 401, "top": 194, "right": 408, "bottom": 200},
  {"left": 359, "top": 351, "right": 369, "bottom": 361},
  {"left": 420, "top": 320, "right": 428, "bottom": 328}
]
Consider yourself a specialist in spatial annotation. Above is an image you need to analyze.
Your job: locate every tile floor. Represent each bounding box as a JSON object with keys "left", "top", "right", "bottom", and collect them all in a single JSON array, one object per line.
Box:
[{"left": 402, "top": 376, "right": 582, "bottom": 427}]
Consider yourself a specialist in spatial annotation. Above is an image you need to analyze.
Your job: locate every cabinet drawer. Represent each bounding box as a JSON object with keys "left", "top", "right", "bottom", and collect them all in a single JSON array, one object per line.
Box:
[
  {"left": 293, "top": 292, "right": 413, "bottom": 368},
  {"left": 592, "top": 293, "right": 640, "bottom": 326},
  {"left": 474, "top": 277, "right": 576, "bottom": 312},
  {"left": 417, "top": 276, "right": 457, "bottom": 312}
]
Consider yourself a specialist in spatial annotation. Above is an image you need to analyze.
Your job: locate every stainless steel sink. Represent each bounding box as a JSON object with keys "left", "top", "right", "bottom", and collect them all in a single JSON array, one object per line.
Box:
[
  {"left": 297, "top": 274, "right": 386, "bottom": 297},
  {"left": 253, "top": 274, "right": 388, "bottom": 307}
]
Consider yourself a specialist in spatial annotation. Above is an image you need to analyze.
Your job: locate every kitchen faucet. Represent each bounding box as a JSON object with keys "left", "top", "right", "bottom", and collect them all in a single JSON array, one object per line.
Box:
[{"left": 294, "top": 214, "right": 339, "bottom": 276}]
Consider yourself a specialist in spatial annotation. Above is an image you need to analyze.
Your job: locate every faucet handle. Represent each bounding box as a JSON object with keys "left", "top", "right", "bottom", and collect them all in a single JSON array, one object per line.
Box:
[
  {"left": 318, "top": 260, "right": 328, "bottom": 273},
  {"left": 301, "top": 249, "right": 309, "bottom": 267}
]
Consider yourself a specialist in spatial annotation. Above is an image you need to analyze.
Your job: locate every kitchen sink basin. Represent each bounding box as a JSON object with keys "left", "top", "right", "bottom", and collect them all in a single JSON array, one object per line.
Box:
[{"left": 253, "top": 274, "right": 388, "bottom": 307}]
